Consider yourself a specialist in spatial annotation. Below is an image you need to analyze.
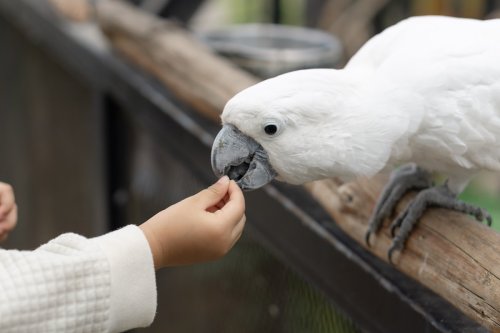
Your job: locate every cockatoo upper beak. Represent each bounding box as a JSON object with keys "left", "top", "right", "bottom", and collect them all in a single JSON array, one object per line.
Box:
[{"left": 211, "top": 124, "right": 276, "bottom": 191}]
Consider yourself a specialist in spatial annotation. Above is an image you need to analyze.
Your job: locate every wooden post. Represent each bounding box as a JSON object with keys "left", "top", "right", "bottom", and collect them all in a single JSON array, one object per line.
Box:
[{"left": 51, "top": 0, "right": 500, "bottom": 330}]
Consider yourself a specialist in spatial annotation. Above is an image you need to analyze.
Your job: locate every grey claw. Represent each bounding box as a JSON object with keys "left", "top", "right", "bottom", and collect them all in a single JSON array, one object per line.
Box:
[
  {"left": 481, "top": 210, "right": 492, "bottom": 226},
  {"left": 473, "top": 208, "right": 493, "bottom": 226},
  {"left": 389, "top": 210, "right": 406, "bottom": 237},
  {"left": 388, "top": 237, "right": 404, "bottom": 264},
  {"left": 365, "top": 231, "right": 373, "bottom": 247},
  {"left": 390, "top": 223, "right": 398, "bottom": 238},
  {"left": 388, "top": 244, "right": 400, "bottom": 264},
  {"left": 365, "top": 163, "right": 433, "bottom": 249},
  {"left": 486, "top": 215, "right": 492, "bottom": 227}
]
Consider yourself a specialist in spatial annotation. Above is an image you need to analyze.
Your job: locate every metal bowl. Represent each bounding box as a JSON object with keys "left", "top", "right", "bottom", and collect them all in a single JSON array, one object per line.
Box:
[{"left": 200, "top": 24, "right": 343, "bottom": 78}]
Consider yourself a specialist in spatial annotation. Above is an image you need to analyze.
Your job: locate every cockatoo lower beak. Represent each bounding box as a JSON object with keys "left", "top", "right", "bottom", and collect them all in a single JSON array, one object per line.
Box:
[{"left": 211, "top": 124, "right": 276, "bottom": 191}]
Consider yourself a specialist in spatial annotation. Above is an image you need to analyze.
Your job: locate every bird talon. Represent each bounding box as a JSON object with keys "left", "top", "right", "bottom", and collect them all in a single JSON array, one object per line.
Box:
[
  {"left": 387, "top": 244, "right": 401, "bottom": 264},
  {"left": 389, "top": 223, "right": 399, "bottom": 238},
  {"left": 486, "top": 214, "right": 493, "bottom": 227},
  {"left": 474, "top": 209, "right": 484, "bottom": 222},
  {"left": 390, "top": 212, "right": 406, "bottom": 238},
  {"left": 364, "top": 231, "right": 373, "bottom": 247},
  {"left": 473, "top": 208, "right": 492, "bottom": 226}
]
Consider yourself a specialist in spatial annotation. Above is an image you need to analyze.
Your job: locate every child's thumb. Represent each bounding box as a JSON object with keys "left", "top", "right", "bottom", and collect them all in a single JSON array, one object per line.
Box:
[{"left": 198, "top": 176, "right": 230, "bottom": 207}]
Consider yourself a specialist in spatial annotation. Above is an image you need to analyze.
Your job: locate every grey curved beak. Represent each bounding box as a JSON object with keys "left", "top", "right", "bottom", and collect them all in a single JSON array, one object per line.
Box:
[{"left": 211, "top": 124, "right": 276, "bottom": 191}]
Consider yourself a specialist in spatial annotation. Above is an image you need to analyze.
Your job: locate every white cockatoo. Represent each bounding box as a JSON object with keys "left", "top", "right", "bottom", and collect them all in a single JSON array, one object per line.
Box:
[{"left": 211, "top": 16, "right": 500, "bottom": 259}]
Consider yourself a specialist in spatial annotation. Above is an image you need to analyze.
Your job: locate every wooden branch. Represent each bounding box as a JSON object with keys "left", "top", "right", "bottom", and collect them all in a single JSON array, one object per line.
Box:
[
  {"left": 48, "top": 0, "right": 93, "bottom": 22},
  {"left": 306, "top": 177, "right": 500, "bottom": 331},
  {"left": 93, "top": 1, "right": 500, "bottom": 330},
  {"left": 95, "top": 0, "right": 257, "bottom": 123}
]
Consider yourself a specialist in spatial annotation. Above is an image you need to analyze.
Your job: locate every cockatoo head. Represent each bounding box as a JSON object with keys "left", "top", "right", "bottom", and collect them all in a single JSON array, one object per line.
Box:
[{"left": 211, "top": 69, "right": 356, "bottom": 191}]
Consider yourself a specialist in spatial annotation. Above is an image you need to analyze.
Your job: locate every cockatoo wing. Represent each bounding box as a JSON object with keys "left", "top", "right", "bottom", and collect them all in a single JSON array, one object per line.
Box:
[{"left": 348, "top": 16, "right": 500, "bottom": 179}]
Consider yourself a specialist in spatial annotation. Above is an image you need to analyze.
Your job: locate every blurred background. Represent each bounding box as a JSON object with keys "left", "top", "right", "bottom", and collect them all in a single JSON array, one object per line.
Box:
[
  {"left": 1, "top": 0, "right": 500, "bottom": 332},
  {"left": 140, "top": 0, "right": 500, "bottom": 63}
]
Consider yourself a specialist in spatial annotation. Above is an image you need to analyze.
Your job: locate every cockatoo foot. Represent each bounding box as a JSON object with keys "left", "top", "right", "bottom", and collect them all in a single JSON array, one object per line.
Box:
[
  {"left": 365, "top": 163, "right": 433, "bottom": 247},
  {"left": 387, "top": 183, "right": 492, "bottom": 263}
]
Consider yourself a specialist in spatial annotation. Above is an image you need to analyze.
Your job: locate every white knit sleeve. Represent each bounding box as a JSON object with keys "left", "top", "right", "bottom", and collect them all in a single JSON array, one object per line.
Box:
[{"left": 0, "top": 225, "right": 157, "bottom": 333}]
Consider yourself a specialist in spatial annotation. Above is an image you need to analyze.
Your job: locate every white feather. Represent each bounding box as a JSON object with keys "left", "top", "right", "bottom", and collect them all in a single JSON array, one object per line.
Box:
[{"left": 221, "top": 16, "right": 500, "bottom": 194}]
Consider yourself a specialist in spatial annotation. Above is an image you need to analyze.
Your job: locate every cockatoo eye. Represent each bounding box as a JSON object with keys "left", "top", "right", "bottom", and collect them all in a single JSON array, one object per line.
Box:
[
  {"left": 264, "top": 124, "right": 279, "bottom": 136},
  {"left": 262, "top": 119, "right": 284, "bottom": 137}
]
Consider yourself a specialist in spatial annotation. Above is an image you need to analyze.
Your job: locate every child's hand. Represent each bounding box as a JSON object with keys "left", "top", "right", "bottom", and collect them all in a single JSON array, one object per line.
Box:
[
  {"left": 139, "top": 176, "right": 246, "bottom": 269},
  {"left": 0, "top": 182, "right": 18, "bottom": 243}
]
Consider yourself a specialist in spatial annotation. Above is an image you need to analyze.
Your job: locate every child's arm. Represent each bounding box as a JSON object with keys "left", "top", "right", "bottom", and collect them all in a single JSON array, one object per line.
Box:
[
  {"left": 0, "top": 177, "right": 246, "bottom": 332},
  {"left": 140, "top": 175, "right": 246, "bottom": 268}
]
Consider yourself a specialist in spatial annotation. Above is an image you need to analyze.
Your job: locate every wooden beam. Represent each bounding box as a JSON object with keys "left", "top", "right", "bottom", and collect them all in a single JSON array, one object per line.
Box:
[
  {"left": 95, "top": 0, "right": 257, "bottom": 123},
  {"left": 306, "top": 177, "right": 500, "bottom": 331},
  {"left": 48, "top": 0, "right": 92, "bottom": 22},
  {"left": 57, "top": 0, "right": 500, "bottom": 330}
]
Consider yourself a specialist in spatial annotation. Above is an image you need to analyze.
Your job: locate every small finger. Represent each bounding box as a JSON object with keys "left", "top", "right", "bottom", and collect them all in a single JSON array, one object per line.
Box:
[
  {"left": 216, "top": 198, "right": 226, "bottom": 210},
  {"left": 216, "top": 181, "right": 245, "bottom": 225},
  {"left": 206, "top": 198, "right": 226, "bottom": 213},
  {"left": 229, "top": 215, "right": 246, "bottom": 248},
  {"left": 232, "top": 215, "right": 246, "bottom": 238},
  {"left": 215, "top": 194, "right": 230, "bottom": 210},
  {"left": 196, "top": 176, "right": 230, "bottom": 208}
]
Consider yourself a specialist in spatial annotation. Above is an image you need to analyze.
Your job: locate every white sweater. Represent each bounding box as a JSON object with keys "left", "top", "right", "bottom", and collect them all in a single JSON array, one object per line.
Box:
[{"left": 0, "top": 225, "right": 157, "bottom": 333}]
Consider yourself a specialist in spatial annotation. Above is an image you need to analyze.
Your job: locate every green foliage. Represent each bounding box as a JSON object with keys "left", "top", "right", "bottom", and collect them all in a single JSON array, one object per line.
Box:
[
  {"left": 222, "top": 0, "right": 306, "bottom": 25},
  {"left": 459, "top": 185, "right": 500, "bottom": 231}
]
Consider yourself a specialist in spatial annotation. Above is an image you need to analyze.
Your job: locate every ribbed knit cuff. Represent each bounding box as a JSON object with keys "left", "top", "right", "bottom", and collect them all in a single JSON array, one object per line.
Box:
[{"left": 91, "top": 225, "right": 157, "bottom": 332}]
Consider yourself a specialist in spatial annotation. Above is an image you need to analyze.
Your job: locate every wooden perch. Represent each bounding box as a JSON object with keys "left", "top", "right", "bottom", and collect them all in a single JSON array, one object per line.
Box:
[
  {"left": 307, "top": 177, "right": 500, "bottom": 331},
  {"left": 95, "top": 0, "right": 257, "bottom": 123},
  {"left": 48, "top": 0, "right": 93, "bottom": 22},
  {"left": 89, "top": 1, "right": 500, "bottom": 330},
  {"left": 48, "top": 0, "right": 257, "bottom": 122}
]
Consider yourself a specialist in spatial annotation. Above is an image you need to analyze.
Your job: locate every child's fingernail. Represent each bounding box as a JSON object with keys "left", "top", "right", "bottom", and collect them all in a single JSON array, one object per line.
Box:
[{"left": 217, "top": 176, "right": 229, "bottom": 184}]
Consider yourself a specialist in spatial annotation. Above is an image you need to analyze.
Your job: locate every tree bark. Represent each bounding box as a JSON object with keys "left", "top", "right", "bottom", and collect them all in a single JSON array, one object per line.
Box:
[{"left": 66, "top": 0, "right": 500, "bottom": 330}]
